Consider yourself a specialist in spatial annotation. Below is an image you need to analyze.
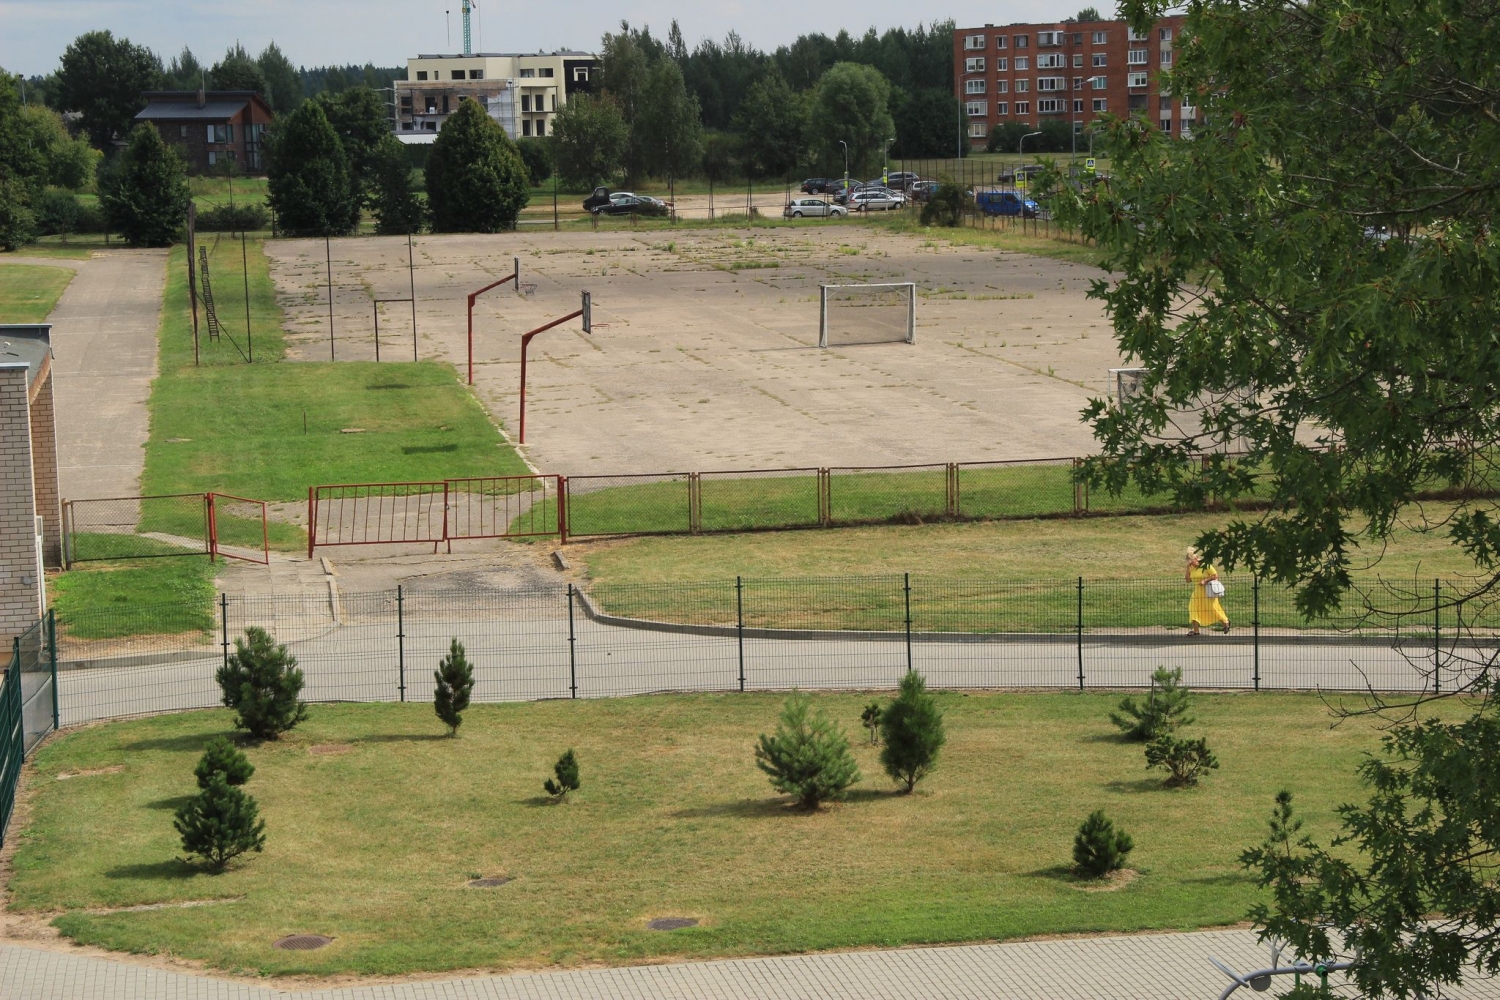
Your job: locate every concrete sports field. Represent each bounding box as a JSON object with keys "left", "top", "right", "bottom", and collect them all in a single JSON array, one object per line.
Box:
[{"left": 265, "top": 227, "right": 1124, "bottom": 474}]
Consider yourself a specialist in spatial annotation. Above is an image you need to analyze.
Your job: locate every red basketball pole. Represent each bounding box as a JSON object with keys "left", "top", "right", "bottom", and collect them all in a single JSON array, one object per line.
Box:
[
  {"left": 466, "top": 256, "right": 521, "bottom": 384},
  {"left": 518, "top": 292, "right": 592, "bottom": 445}
]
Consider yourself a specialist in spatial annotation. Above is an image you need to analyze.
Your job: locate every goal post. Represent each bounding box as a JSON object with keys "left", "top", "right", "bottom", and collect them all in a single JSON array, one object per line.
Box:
[{"left": 819, "top": 282, "right": 917, "bottom": 348}]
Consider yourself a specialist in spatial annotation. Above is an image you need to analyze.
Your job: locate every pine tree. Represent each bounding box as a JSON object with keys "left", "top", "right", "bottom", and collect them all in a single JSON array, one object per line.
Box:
[
  {"left": 755, "top": 691, "right": 860, "bottom": 809},
  {"left": 97, "top": 122, "right": 189, "bottom": 247},
  {"left": 265, "top": 99, "right": 360, "bottom": 237},
  {"left": 174, "top": 772, "right": 267, "bottom": 872},
  {"left": 543, "top": 748, "right": 581, "bottom": 800},
  {"left": 860, "top": 701, "right": 883, "bottom": 744},
  {"left": 1073, "top": 809, "right": 1134, "bottom": 879},
  {"left": 1110, "top": 666, "right": 1194, "bottom": 741},
  {"left": 433, "top": 638, "right": 474, "bottom": 736},
  {"left": 371, "top": 134, "right": 424, "bottom": 235},
  {"left": 1146, "top": 734, "right": 1220, "bottom": 787},
  {"left": 214, "top": 627, "right": 308, "bottom": 740},
  {"left": 879, "top": 670, "right": 947, "bottom": 793},
  {"left": 425, "top": 98, "right": 530, "bottom": 233},
  {"left": 194, "top": 736, "right": 254, "bottom": 788}
]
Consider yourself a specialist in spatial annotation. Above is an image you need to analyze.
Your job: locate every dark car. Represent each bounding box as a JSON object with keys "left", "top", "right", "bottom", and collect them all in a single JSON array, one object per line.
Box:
[
  {"left": 801, "top": 178, "right": 834, "bottom": 194},
  {"left": 594, "top": 192, "right": 669, "bottom": 217},
  {"left": 830, "top": 180, "right": 865, "bottom": 204},
  {"left": 875, "top": 171, "right": 922, "bottom": 191},
  {"left": 908, "top": 180, "right": 941, "bottom": 203},
  {"left": 582, "top": 186, "right": 613, "bottom": 212}
]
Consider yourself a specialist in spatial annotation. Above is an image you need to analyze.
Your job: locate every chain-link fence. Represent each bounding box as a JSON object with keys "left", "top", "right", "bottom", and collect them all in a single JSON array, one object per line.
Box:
[
  {"left": 63, "top": 493, "right": 273, "bottom": 566},
  {"left": 2, "top": 614, "right": 59, "bottom": 848}
]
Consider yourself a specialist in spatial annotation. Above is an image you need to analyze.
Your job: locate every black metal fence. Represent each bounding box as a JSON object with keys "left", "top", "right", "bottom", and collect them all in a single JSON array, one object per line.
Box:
[
  {"left": 46, "top": 577, "right": 1499, "bottom": 733},
  {"left": 2, "top": 614, "right": 59, "bottom": 848}
]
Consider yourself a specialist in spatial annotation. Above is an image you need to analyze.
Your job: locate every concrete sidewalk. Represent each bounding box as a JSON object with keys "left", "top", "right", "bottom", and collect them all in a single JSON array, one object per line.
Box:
[{"left": 3, "top": 927, "right": 1499, "bottom": 1000}]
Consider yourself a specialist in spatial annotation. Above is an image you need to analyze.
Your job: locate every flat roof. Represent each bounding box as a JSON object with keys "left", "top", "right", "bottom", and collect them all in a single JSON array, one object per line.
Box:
[
  {"left": 412, "top": 51, "right": 595, "bottom": 59},
  {"left": 0, "top": 325, "right": 52, "bottom": 394},
  {"left": 137, "top": 100, "right": 248, "bottom": 121}
]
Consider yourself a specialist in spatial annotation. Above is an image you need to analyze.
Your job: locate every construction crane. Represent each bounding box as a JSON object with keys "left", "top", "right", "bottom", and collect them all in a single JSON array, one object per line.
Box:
[{"left": 462, "top": 0, "right": 474, "bottom": 56}]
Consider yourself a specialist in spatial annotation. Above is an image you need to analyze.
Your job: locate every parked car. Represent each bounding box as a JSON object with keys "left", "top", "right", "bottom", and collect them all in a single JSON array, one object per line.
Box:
[
  {"left": 874, "top": 171, "right": 922, "bottom": 191},
  {"left": 829, "top": 179, "right": 861, "bottom": 203},
  {"left": 800, "top": 178, "right": 835, "bottom": 194},
  {"left": 783, "top": 198, "right": 848, "bottom": 219},
  {"left": 908, "top": 180, "right": 941, "bottom": 203},
  {"left": 973, "top": 188, "right": 1040, "bottom": 218},
  {"left": 582, "top": 186, "right": 613, "bottom": 212},
  {"left": 593, "top": 192, "right": 669, "bottom": 216},
  {"left": 849, "top": 188, "right": 903, "bottom": 211}
]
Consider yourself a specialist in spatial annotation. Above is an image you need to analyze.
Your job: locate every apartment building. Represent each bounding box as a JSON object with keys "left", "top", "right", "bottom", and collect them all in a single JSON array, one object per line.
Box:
[
  {"left": 395, "top": 51, "right": 598, "bottom": 141},
  {"left": 952, "top": 16, "right": 1192, "bottom": 148}
]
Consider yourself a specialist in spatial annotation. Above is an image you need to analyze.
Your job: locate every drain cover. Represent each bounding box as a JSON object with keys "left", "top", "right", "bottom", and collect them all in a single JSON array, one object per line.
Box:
[
  {"left": 467, "top": 877, "right": 512, "bottom": 888},
  {"left": 647, "top": 917, "right": 699, "bottom": 931},
  {"left": 273, "top": 934, "right": 333, "bottom": 951}
]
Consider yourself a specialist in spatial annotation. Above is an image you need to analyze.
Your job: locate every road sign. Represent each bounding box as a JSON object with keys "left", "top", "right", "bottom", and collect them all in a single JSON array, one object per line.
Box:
[{"left": 1085, "top": 158, "right": 1097, "bottom": 173}]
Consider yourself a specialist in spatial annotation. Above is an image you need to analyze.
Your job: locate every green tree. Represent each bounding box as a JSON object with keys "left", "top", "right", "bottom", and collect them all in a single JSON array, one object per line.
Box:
[
  {"left": 552, "top": 93, "right": 629, "bottom": 189},
  {"left": 599, "top": 21, "right": 666, "bottom": 183},
  {"left": 210, "top": 44, "right": 267, "bottom": 96},
  {"left": 425, "top": 99, "right": 529, "bottom": 232},
  {"left": 1145, "top": 733, "right": 1219, "bottom": 787},
  {"left": 987, "top": 122, "right": 1035, "bottom": 154},
  {"left": 920, "top": 179, "right": 967, "bottom": 226},
  {"left": 1072, "top": 7, "right": 1105, "bottom": 20},
  {"left": 433, "top": 638, "right": 474, "bottom": 735},
  {"left": 214, "top": 626, "right": 309, "bottom": 739},
  {"left": 732, "top": 70, "right": 807, "bottom": 177},
  {"left": 0, "top": 181, "right": 35, "bottom": 251},
  {"left": 893, "top": 88, "right": 964, "bottom": 159},
  {"left": 55, "top": 31, "right": 163, "bottom": 149},
  {"left": 543, "top": 748, "right": 581, "bottom": 800},
  {"left": 516, "top": 137, "right": 553, "bottom": 186},
  {"left": 97, "top": 123, "right": 189, "bottom": 247},
  {"left": 173, "top": 773, "right": 266, "bottom": 871},
  {"left": 370, "top": 134, "right": 424, "bottom": 235},
  {"left": 860, "top": 701, "right": 883, "bottom": 744},
  {"left": 193, "top": 736, "right": 254, "bottom": 788},
  {"left": 165, "top": 47, "right": 205, "bottom": 91},
  {"left": 256, "top": 42, "right": 304, "bottom": 114},
  {"left": 878, "top": 670, "right": 947, "bottom": 793},
  {"left": 1110, "top": 666, "right": 1193, "bottom": 741},
  {"left": 317, "top": 87, "right": 391, "bottom": 204},
  {"left": 265, "top": 99, "right": 359, "bottom": 236},
  {"left": 1073, "top": 809, "right": 1134, "bottom": 879},
  {"left": 636, "top": 59, "right": 703, "bottom": 186},
  {"left": 755, "top": 691, "right": 861, "bottom": 809},
  {"left": 806, "top": 62, "right": 895, "bottom": 177}
]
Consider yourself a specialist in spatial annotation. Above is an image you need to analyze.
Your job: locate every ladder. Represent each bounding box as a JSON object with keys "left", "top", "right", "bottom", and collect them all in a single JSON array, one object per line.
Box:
[{"left": 198, "top": 246, "right": 221, "bottom": 341}]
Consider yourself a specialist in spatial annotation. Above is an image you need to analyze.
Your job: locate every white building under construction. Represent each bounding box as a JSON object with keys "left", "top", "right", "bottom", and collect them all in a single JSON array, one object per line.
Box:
[{"left": 395, "top": 48, "right": 599, "bottom": 141}]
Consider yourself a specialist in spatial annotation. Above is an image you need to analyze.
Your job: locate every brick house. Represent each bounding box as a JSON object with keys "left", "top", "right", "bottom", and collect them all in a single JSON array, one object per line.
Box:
[
  {"left": 135, "top": 90, "right": 276, "bottom": 174},
  {"left": 0, "top": 326, "right": 61, "bottom": 646},
  {"left": 953, "top": 16, "right": 1190, "bottom": 148}
]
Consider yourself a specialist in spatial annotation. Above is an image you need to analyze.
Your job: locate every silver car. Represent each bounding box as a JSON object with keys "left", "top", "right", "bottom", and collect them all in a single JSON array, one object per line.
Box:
[
  {"left": 783, "top": 198, "right": 848, "bottom": 219},
  {"left": 850, "top": 188, "right": 903, "bottom": 211}
]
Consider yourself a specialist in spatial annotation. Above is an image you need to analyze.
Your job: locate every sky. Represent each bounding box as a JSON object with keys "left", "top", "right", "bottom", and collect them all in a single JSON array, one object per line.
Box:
[{"left": 0, "top": 0, "right": 1088, "bottom": 77}]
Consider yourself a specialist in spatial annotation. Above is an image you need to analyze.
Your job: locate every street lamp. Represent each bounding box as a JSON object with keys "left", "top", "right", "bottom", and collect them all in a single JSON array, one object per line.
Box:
[
  {"left": 881, "top": 137, "right": 895, "bottom": 184},
  {"left": 838, "top": 139, "right": 850, "bottom": 200}
]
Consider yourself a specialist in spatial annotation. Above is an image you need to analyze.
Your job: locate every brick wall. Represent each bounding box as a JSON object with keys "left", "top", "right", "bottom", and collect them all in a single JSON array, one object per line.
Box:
[
  {"left": 29, "top": 372, "right": 61, "bottom": 569},
  {"left": 0, "top": 367, "right": 40, "bottom": 646}
]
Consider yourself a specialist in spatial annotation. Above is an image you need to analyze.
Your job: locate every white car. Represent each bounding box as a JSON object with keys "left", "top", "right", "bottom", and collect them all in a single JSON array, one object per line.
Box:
[
  {"left": 783, "top": 198, "right": 848, "bottom": 219},
  {"left": 849, "top": 189, "right": 903, "bottom": 211}
]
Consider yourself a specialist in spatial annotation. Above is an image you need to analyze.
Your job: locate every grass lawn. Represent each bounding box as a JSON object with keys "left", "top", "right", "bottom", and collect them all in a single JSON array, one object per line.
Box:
[
  {"left": 0, "top": 263, "right": 75, "bottom": 322},
  {"left": 50, "top": 549, "right": 216, "bottom": 640},
  {"left": 14, "top": 691, "right": 1404, "bottom": 976}
]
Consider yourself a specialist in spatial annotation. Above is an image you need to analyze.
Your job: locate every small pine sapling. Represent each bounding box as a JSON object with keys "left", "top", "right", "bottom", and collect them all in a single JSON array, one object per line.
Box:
[
  {"left": 755, "top": 691, "right": 861, "bottom": 809},
  {"left": 861, "top": 701, "right": 883, "bottom": 744},
  {"left": 194, "top": 736, "right": 254, "bottom": 789},
  {"left": 433, "top": 638, "right": 475, "bottom": 736},
  {"left": 544, "top": 748, "right": 581, "bottom": 800},
  {"left": 1110, "top": 666, "right": 1194, "bottom": 741},
  {"left": 1073, "top": 809, "right": 1134, "bottom": 879},
  {"left": 173, "top": 773, "right": 267, "bottom": 872},
  {"left": 1146, "top": 733, "right": 1220, "bottom": 787},
  {"left": 214, "top": 627, "right": 308, "bottom": 739},
  {"left": 879, "top": 670, "right": 947, "bottom": 793}
]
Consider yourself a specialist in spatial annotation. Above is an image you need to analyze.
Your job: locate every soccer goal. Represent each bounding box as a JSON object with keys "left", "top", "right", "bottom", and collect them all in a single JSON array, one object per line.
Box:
[{"left": 819, "top": 282, "right": 917, "bottom": 348}]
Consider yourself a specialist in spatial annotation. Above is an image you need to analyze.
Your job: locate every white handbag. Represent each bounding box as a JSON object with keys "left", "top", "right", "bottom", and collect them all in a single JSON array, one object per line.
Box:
[{"left": 1206, "top": 578, "right": 1226, "bottom": 599}]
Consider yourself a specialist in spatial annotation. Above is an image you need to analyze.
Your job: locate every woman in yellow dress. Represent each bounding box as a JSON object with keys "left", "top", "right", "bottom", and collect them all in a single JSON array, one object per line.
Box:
[{"left": 1185, "top": 547, "right": 1230, "bottom": 635}]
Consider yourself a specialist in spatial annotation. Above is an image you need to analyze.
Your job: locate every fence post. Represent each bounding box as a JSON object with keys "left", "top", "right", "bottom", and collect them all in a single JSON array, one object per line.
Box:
[
  {"left": 396, "top": 585, "right": 406, "bottom": 702},
  {"left": 567, "top": 583, "right": 578, "bottom": 699},
  {"left": 557, "top": 475, "right": 569, "bottom": 544},
  {"left": 1252, "top": 576, "right": 1261, "bottom": 691},
  {"left": 220, "top": 592, "right": 230, "bottom": 671},
  {"left": 688, "top": 473, "right": 701, "bottom": 534},
  {"left": 946, "top": 463, "right": 959, "bottom": 517},
  {"left": 904, "top": 573, "right": 913, "bottom": 677},
  {"left": 206, "top": 493, "right": 216, "bottom": 562},
  {"left": 736, "top": 576, "right": 746, "bottom": 692},
  {"left": 46, "top": 609, "right": 58, "bottom": 731},
  {"left": 306, "top": 486, "right": 316, "bottom": 560},
  {"left": 818, "top": 469, "right": 831, "bottom": 527},
  {"left": 1434, "top": 577, "right": 1441, "bottom": 695},
  {"left": 1076, "top": 577, "right": 1085, "bottom": 690}
]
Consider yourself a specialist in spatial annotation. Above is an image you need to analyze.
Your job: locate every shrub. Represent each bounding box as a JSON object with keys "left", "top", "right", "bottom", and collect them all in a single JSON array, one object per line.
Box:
[
  {"left": 755, "top": 691, "right": 861, "bottom": 809},
  {"left": 860, "top": 701, "right": 883, "bottom": 744},
  {"left": 920, "top": 180, "right": 967, "bottom": 227},
  {"left": 33, "top": 188, "right": 79, "bottom": 236},
  {"left": 433, "top": 638, "right": 474, "bottom": 736},
  {"left": 173, "top": 773, "right": 266, "bottom": 872},
  {"left": 194, "top": 736, "right": 254, "bottom": 788},
  {"left": 0, "top": 180, "right": 37, "bottom": 251},
  {"left": 98, "top": 122, "right": 191, "bottom": 247},
  {"left": 543, "top": 748, "right": 581, "bottom": 800},
  {"left": 516, "top": 136, "right": 553, "bottom": 186},
  {"left": 1073, "top": 809, "right": 1134, "bottom": 879},
  {"left": 879, "top": 670, "right": 947, "bottom": 793},
  {"left": 215, "top": 627, "right": 308, "bottom": 740},
  {"left": 1110, "top": 666, "right": 1194, "bottom": 741},
  {"left": 195, "top": 202, "right": 271, "bottom": 232},
  {"left": 1146, "top": 733, "right": 1220, "bottom": 787}
]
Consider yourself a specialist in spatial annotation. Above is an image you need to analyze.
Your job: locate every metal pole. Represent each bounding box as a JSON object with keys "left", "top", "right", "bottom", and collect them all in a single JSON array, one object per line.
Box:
[
  {"left": 736, "top": 576, "right": 745, "bottom": 692},
  {"left": 240, "top": 230, "right": 253, "bottom": 363},
  {"left": 326, "top": 233, "right": 335, "bottom": 360},
  {"left": 220, "top": 592, "right": 230, "bottom": 671},
  {"left": 47, "top": 608, "right": 58, "bottom": 731},
  {"left": 567, "top": 584, "right": 578, "bottom": 698},
  {"left": 904, "top": 572, "right": 913, "bottom": 676},
  {"left": 408, "top": 231, "right": 418, "bottom": 362},
  {"left": 397, "top": 585, "right": 406, "bottom": 702},
  {"left": 519, "top": 333, "right": 530, "bottom": 444},
  {"left": 1253, "top": 576, "right": 1261, "bottom": 691},
  {"left": 187, "top": 203, "right": 200, "bottom": 366},
  {"left": 1076, "top": 577, "right": 1085, "bottom": 690},
  {"left": 553, "top": 170, "right": 558, "bottom": 231},
  {"left": 1434, "top": 577, "right": 1442, "bottom": 695}
]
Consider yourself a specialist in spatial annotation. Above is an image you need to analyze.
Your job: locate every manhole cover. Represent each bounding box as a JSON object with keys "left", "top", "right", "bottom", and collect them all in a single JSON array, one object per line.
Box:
[
  {"left": 467, "top": 877, "right": 511, "bottom": 888},
  {"left": 647, "top": 917, "right": 699, "bottom": 931},
  {"left": 273, "top": 934, "right": 333, "bottom": 951}
]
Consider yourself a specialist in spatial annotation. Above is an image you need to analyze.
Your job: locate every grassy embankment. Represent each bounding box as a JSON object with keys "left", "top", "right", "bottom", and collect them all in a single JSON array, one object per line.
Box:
[
  {"left": 0, "top": 262, "right": 76, "bottom": 320},
  {"left": 14, "top": 691, "right": 1410, "bottom": 976}
]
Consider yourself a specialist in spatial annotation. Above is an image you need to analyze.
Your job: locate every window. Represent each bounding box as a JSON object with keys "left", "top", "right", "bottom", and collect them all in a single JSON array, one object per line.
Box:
[
  {"left": 1015, "top": 101, "right": 1030, "bottom": 114},
  {"left": 1161, "top": 117, "right": 1172, "bottom": 131},
  {"left": 1073, "top": 77, "right": 1083, "bottom": 90},
  {"left": 1128, "top": 94, "right": 1148, "bottom": 110},
  {"left": 207, "top": 151, "right": 218, "bottom": 166},
  {"left": 1160, "top": 96, "right": 1173, "bottom": 110},
  {"left": 424, "top": 120, "right": 437, "bottom": 130},
  {"left": 1128, "top": 49, "right": 1149, "bottom": 65},
  {"left": 417, "top": 71, "right": 428, "bottom": 80},
  {"left": 1038, "top": 98, "right": 1065, "bottom": 113},
  {"left": 206, "top": 123, "right": 233, "bottom": 144},
  {"left": 1037, "top": 77, "right": 1065, "bottom": 91},
  {"left": 996, "top": 102, "right": 1009, "bottom": 115},
  {"left": 995, "top": 35, "right": 1007, "bottom": 49},
  {"left": 521, "top": 95, "right": 531, "bottom": 111},
  {"left": 402, "top": 122, "right": 413, "bottom": 130},
  {"left": 996, "top": 79, "right": 1009, "bottom": 93},
  {"left": 996, "top": 57, "right": 1008, "bottom": 71},
  {"left": 540, "top": 67, "right": 554, "bottom": 77},
  {"left": 1161, "top": 50, "right": 1173, "bottom": 66},
  {"left": 470, "top": 69, "right": 483, "bottom": 79},
  {"left": 1128, "top": 27, "right": 1148, "bottom": 41},
  {"left": 1038, "top": 53, "right": 1065, "bottom": 68},
  {"left": 965, "top": 79, "right": 986, "bottom": 94},
  {"left": 520, "top": 68, "right": 536, "bottom": 78},
  {"left": 1160, "top": 27, "right": 1174, "bottom": 41},
  {"left": 1015, "top": 78, "right": 1030, "bottom": 92},
  {"left": 1093, "top": 52, "right": 1108, "bottom": 66},
  {"left": 451, "top": 70, "right": 465, "bottom": 80},
  {"left": 968, "top": 123, "right": 988, "bottom": 137},
  {"left": 1072, "top": 32, "right": 1083, "bottom": 44},
  {"left": 1092, "top": 75, "right": 1108, "bottom": 89},
  {"left": 1015, "top": 56, "right": 1029, "bottom": 70},
  {"left": 537, "top": 119, "right": 546, "bottom": 135},
  {"left": 522, "top": 120, "right": 532, "bottom": 137},
  {"left": 549, "top": 94, "right": 555, "bottom": 111},
  {"left": 966, "top": 101, "right": 987, "bottom": 116},
  {"left": 966, "top": 57, "right": 986, "bottom": 72},
  {"left": 1073, "top": 99, "right": 1084, "bottom": 113},
  {"left": 573, "top": 66, "right": 589, "bottom": 82},
  {"left": 1092, "top": 30, "right": 1108, "bottom": 43},
  {"left": 1014, "top": 34, "right": 1029, "bottom": 48},
  {"left": 1128, "top": 72, "right": 1148, "bottom": 87},
  {"left": 965, "top": 34, "right": 986, "bottom": 49},
  {"left": 1093, "top": 98, "right": 1108, "bottom": 111},
  {"left": 1073, "top": 53, "right": 1084, "bottom": 67},
  {"left": 179, "top": 125, "right": 188, "bottom": 137},
  {"left": 479, "top": 94, "right": 489, "bottom": 105},
  {"left": 1037, "top": 30, "right": 1063, "bottom": 46}
]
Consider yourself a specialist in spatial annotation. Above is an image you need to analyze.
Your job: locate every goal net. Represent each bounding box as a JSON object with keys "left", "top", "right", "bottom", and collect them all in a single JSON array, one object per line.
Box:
[{"left": 819, "top": 283, "right": 916, "bottom": 348}]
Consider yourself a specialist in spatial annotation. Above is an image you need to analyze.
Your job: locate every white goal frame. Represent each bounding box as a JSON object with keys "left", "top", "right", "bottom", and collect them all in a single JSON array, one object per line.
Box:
[{"left": 818, "top": 282, "right": 917, "bottom": 348}]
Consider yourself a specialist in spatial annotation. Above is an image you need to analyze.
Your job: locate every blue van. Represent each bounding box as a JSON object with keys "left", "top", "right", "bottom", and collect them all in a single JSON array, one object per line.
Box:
[{"left": 974, "top": 189, "right": 1040, "bottom": 218}]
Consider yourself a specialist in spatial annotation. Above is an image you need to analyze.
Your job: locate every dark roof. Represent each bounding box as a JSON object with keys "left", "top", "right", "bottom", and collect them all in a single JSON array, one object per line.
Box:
[
  {"left": 0, "top": 325, "right": 53, "bottom": 393},
  {"left": 136, "top": 99, "right": 249, "bottom": 122}
]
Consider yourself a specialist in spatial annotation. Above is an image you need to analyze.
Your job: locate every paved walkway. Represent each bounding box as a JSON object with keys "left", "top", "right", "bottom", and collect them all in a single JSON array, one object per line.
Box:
[{"left": 7, "top": 926, "right": 1498, "bottom": 1000}]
